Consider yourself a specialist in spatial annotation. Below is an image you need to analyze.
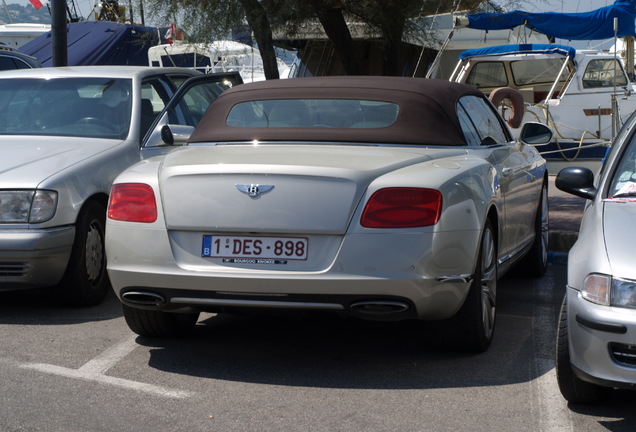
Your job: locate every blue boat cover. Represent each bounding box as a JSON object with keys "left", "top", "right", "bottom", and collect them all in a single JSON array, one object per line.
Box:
[
  {"left": 465, "top": 0, "right": 636, "bottom": 40},
  {"left": 458, "top": 44, "right": 576, "bottom": 60},
  {"left": 21, "top": 21, "right": 166, "bottom": 66}
]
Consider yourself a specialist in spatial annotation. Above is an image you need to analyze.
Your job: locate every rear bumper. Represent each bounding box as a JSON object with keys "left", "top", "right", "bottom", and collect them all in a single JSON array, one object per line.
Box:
[
  {"left": 106, "top": 222, "right": 480, "bottom": 321},
  {"left": 118, "top": 286, "right": 423, "bottom": 321},
  {"left": 108, "top": 268, "right": 472, "bottom": 321},
  {"left": 0, "top": 226, "right": 75, "bottom": 289}
]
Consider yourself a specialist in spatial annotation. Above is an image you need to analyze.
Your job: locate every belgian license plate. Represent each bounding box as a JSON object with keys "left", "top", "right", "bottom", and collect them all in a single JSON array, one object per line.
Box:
[{"left": 202, "top": 235, "right": 308, "bottom": 260}]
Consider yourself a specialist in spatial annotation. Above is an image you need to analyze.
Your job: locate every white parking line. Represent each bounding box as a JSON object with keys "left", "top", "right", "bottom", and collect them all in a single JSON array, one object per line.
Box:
[
  {"left": 20, "top": 336, "right": 193, "bottom": 399},
  {"left": 531, "top": 275, "right": 575, "bottom": 432},
  {"left": 534, "top": 359, "right": 574, "bottom": 431},
  {"left": 77, "top": 335, "right": 140, "bottom": 375}
]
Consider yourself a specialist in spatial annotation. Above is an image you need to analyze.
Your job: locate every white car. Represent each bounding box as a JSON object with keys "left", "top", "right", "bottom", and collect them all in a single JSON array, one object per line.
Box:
[
  {"left": 106, "top": 76, "right": 552, "bottom": 351},
  {"left": 555, "top": 111, "right": 636, "bottom": 403},
  {"left": 0, "top": 66, "right": 240, "bottom": 306}
]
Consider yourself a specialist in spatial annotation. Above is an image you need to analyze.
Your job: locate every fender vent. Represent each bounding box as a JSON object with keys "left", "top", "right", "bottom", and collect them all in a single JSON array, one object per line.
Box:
[
  {"left": 609, "top": 342, "right": 636, "bottom": 368},
  {"left": 0, "top": 262, "right": 28, "bottom": 277}
]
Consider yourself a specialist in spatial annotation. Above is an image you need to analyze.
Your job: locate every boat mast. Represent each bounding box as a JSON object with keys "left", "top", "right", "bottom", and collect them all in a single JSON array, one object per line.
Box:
[
  {"left": 66, "top": 0, "right": 81, "bottom": 22},
  {"left": 421, "top": 0, "right": 462, "bottom": 79},
  {"left": 2, "top": 0, "right": 13, "bottom": 24}
]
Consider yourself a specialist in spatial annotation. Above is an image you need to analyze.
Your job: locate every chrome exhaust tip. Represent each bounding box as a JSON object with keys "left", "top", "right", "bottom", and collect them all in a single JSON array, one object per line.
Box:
[
  {"left": 350, "top": 300, "right": 410, "bottom": 315},
  {"left": 122, "top": 291, "right": 166, "bottom": 306}
]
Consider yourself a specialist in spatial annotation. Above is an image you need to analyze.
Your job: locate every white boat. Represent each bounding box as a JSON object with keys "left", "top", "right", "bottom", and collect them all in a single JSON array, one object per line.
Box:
[
  {"left": 449, "top": 43, "right": 636, "bottom": 164},
  {"left": 418, "top": 11, "right": 549, "bottom": 80},
  {"left": 446, "top": 0, "right": 636, "bottom": 167},
  {"left": 0, "top": 23, "right": 50, "bottom": 49},
  {"left": 148, "top": 40, "right": 290, "bottom": 82}
]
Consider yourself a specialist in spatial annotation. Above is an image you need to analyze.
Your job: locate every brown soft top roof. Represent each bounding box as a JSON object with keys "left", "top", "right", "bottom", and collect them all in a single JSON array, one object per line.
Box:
[{"left": 189, "top": 76, "right": 484, "bottom": 146}]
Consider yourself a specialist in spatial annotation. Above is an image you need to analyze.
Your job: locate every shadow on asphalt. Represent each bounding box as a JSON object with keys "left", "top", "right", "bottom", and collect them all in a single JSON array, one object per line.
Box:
[
  {"left": 3, "top": 265, "right": 636, "bottom": 428},
  {"left": 134, "top": 270, "right": 559, "bottom": 391},
  {"left": 567, "top": 392, "right": 636, "bottom": 431},
  {"left": 0, "top": 285, "right": 121, "bottom": 324},
  {"left": 547, "top": 194, "right": 586, "bottom": 232},
  {"left": 138, "top": 312, "right": 516, "bottom": 389}
]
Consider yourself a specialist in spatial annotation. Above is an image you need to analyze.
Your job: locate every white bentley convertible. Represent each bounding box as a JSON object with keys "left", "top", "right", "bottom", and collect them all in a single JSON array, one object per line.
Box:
[{"left": 106, "top": 76, "right": 551, "bottom": 352}]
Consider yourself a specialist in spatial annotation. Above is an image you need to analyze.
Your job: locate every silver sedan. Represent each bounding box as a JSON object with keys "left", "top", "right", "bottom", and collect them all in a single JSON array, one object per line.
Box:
[
  {"left": 106, "top": 76, "right": 552, "bottom": 352},
  {"left": 0, "top": 66, "right": 239, "bottom": 306},
  {"left": 556, "top": 111, "right": 636, "bottom": 403}
]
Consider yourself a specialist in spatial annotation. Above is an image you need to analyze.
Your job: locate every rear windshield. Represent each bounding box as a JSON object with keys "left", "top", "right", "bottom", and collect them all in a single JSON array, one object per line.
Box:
[{"left": 226, "top": 99, "right": 399, "bottom": 129}]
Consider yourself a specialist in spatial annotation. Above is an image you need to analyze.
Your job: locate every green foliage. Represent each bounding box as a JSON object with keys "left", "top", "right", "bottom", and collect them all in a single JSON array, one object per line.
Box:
[
  {"left": 140, "top": 0, "right": 491, "bottom": 77},
  {"left": 143, "top": 0, "right": 487, "bottom": 45},
  {"left": 144, "top": 0, "right": 246, "bottom": 42},
  {"left": 1, "top": 3, "right": 51, "bottom": 25}
]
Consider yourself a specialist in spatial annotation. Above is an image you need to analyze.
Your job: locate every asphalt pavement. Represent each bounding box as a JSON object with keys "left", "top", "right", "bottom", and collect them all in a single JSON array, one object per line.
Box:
[{"left": 547, "top": 174, "right": 586, "bottom": 264}]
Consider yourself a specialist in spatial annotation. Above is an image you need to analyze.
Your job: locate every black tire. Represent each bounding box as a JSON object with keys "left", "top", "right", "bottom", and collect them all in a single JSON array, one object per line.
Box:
[
  {"left": 122, "top": 304, "right": 200, "bottom": 338},
  {"left": 60, "top": 200, "right": 110, "bottom": 306},
  {"left": 518, "top": 180, "right": 549, "bottom": 277},
  {"left": 445, "top": 219, "right": 497, "bottom": 352},
  {"left": 555, "top": 294, "right": 610, "bottom": 404}
]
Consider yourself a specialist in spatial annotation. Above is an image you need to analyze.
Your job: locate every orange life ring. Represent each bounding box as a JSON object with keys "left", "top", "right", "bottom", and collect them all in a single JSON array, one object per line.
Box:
[{"left": 489, "top": 87, "right": 524, "bottom": 129}]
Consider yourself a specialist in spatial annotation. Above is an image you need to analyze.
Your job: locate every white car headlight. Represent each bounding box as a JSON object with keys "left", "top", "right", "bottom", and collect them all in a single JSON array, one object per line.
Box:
[
  {"left": 581, "top": 274, "right": 636, "bottom": 309},
  {"left": 0, "top": 190, "right": 57, "bottom": 223},
  {"left": 611, "top": 277, "right": 636, "bottom": 309}
]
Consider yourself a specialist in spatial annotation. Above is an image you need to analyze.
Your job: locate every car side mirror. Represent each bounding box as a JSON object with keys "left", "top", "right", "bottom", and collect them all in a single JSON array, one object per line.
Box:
[
  {"left": 519, "top": 122, "right": 553, "bottom": 145},
  {"left": 555, "top": 166, "right": 597, "bottom": 200},
  {"left": 161, "top": 124, "right": 195, "bottom": 146}
]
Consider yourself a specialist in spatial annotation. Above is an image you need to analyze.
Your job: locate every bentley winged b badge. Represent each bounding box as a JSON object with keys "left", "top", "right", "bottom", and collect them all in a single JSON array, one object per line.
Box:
[{"left": 235, "top": 184, "right": 275, "bottom": 198}]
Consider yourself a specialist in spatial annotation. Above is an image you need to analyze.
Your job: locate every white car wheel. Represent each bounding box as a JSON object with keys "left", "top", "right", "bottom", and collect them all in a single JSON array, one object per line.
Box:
[
  {"left": 519, "top": 180, "right": 549, "bottom": 277},
  {"left": 444, "top": 219, "right": 497, "bottom": 352},
  {"left": 122, "top": 304, "right": 200, "bottom": 338},
  {"left": 477, "top": 222, "right": 497, "bottom": 344}
]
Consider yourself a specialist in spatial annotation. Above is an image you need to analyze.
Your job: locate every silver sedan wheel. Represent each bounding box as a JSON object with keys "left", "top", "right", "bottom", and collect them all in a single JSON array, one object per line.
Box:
[
  {"left": 85, "top": 221, "right": 105, "bottom": 282},
  {"left": 60, "top": 200, "right": 110, "bottom": 306}
]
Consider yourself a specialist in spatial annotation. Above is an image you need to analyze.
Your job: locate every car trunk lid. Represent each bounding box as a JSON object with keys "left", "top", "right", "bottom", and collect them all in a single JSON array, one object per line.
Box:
[{"left": 158, "top": 144, "right": 463, "bottom": 234}]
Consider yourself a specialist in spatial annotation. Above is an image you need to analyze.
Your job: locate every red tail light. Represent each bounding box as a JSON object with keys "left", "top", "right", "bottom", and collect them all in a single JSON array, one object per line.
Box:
[
  {"left": 108, "top": 183, "right": 157, "bottom": 223},
  {"left": 360, "top": 188, "right": 442, "bottom": 228}
]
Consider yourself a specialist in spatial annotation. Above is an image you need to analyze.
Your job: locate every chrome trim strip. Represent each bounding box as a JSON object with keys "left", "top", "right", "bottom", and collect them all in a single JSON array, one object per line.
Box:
[
  {"left": 498, "top": 254, "right": 512, "bottom": 265},
  {"left": 498, "top": 235, "right": 533, "bottom": 265},
  {"left": 171, "top": 297, "right": 344, "bottom": 310},
  {"left": 188, "top": 140, "right": 473, "bottom": 150},
  {"left": 435, "top": 274, "right": 472, "bottom": 283},
  {"left": 216, "top": 291, "right": 287, "bottom": 297}
]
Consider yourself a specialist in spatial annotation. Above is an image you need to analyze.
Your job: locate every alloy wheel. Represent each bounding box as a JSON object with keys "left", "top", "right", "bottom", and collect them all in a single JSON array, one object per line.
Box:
[
  {"left": 480, "top": 226, "right": 497, "bottom": 339},
  {"left": 85, "top": 220, "right": 104, "bottom": 283}
]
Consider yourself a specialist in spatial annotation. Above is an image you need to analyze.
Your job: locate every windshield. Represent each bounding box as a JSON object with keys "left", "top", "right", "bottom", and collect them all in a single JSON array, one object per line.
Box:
[
  {"left": 510, "top": 58, "right": 571, "bottom": 86},
  {"left": 582, "top": 59, "right": 628, "bottom": 89},
  {"left": 609, "top": 131, "right": 636, "bottom": 197},
  {"left": 0, "top": 78, "right": 132, "bottom": 139},
  {"left": 465, "top": 62, "right": 508, "bottom": 88}
]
